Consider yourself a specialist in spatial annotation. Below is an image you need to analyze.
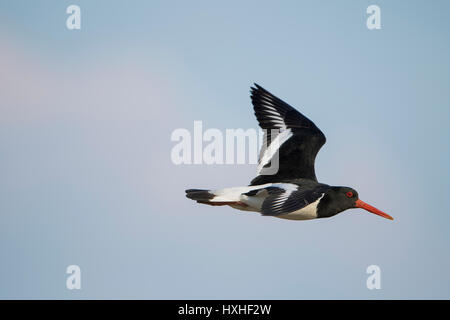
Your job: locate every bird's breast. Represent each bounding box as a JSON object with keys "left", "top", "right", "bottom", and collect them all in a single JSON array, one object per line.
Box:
[{"left": 275, "top": 198, "right": 321, "bottom": 220}]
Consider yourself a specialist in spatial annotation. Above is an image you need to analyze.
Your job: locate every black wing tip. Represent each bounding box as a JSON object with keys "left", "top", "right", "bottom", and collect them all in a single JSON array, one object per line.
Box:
[
  {"left": 251, "top": 82, "right": 265, "bottom": 92},
  {"left": 250, "top": 83, "right": 271, "bottom": 104}
]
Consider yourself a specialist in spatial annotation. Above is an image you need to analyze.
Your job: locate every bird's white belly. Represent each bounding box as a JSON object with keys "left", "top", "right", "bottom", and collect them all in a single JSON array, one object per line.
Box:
[
  {"left": 237, "top": 192, "right": 321, "bottom": 220},
  {"left": 275, "top": 200, "right": 320, "bottom": 220}
]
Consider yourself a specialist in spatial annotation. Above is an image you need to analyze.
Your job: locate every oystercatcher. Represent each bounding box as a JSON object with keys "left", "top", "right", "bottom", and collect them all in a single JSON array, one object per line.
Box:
[{"left": 185, "top": 84, "right": 393, "bottom": 221}]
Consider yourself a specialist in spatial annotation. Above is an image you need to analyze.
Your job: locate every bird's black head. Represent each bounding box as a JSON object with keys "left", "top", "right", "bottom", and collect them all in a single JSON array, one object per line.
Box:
[
  {"left": 317, "top": 186, "right": 393, "bottom": 220},
  {"left": 317, "top": 187, "right": 358, "bottom": 218}
]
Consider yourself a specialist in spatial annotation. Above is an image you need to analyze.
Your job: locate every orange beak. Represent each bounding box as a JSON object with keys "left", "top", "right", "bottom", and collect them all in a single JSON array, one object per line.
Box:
[{"left": 355, "top": 199, "right": 394, "bottom": 220}]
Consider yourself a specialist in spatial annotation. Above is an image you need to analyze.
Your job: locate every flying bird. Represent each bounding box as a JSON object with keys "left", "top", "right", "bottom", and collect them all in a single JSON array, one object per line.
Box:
[{"left": 185, "top": 84, "right": 393, "bottom": 221}]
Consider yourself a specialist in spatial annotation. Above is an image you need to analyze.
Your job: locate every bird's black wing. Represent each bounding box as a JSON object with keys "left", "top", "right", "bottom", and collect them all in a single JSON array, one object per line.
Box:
[
  {"left": 260, "top": 184, "right": 330, "bottom": 216},
  {"left": 250, "top": 84, "right": 326, "bottom": 185}
]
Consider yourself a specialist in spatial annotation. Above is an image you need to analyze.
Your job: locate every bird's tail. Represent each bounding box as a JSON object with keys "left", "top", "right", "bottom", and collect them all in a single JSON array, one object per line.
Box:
[{"left": 185, "top": 187, "right": 246, "bottom": 206}]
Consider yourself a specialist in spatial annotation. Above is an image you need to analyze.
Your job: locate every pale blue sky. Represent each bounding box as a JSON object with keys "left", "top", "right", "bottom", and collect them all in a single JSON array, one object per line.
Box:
[{"left": 0, "top": 0, "right": 449, "bottom": 298}]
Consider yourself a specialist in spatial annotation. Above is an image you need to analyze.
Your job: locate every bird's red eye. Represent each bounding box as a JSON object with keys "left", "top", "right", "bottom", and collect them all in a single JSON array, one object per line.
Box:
[{"left": 346, "top": 191, "right": 353, "bottom": 198}]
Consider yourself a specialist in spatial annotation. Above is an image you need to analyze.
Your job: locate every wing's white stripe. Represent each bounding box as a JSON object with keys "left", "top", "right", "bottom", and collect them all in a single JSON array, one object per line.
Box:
[
  {"left": 257, "top": 129, "right": 293, "bottom": 174},
  {"left": 262, "top": 108, "right": 278, "bottom": 114},
  {"left": 266, "top": 122, "right": 284, "bottom": 126},
  {"left": 264, "top": 117, "right": 284, "bottom": 123},
  {"left": 272, "top": 188, "right": 295, "bottom": 205},
  {"left": 262, "top": 109, "right": 282, "bottom": 116},
  {"left": 264, "top": 114, "right": 283, "bottom": 119}
]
